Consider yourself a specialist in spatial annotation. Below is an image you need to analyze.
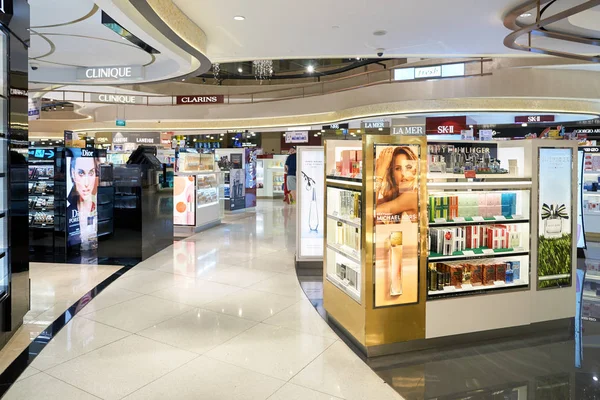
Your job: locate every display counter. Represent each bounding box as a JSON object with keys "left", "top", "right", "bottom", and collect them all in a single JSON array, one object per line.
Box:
[
  {"left": 173, "top": 171, "right": 224, "bottom": 236},
  {"left": 323, "top": 138, "right": 578, "bottom": 356},
  {"left": 581, "top": 146, "right": 600, "bottom": 242},
  {"left": 257, "top": 155, "right": 286, "bottom": 198}
]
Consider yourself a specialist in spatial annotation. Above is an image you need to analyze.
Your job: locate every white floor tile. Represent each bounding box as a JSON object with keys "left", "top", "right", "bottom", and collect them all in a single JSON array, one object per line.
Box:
[
  {"left": 149, "top": 279, "right": 241, "bottom": 307},
  {"left": 123, "top": 355, "right": 283, "bottom": 400},
  {"left": 110, "top": 270, "right": 193, "bottom": 294},
  {"left": 249, "top": 273, "right": 306, "bottom": 299},
  {"left": 203, "top": 288, "right": 298, "bottom": 322},
  {"left": 78, "top": 287, "right": 142, "bottom": 316},
  {"left": 200, "top": 266, "right": 278, "bottom": 288},
  {"left": 263, "top": 300, "right": 338, "bottom": 340},
  {"left": 5, "top": 372, "right": 100, "bottom": 400},
  {"left": 31, "top": 317, "right": 130, "bottom": 371},
  {"left": 15, "top": 366, "right": 40, "bottom": 382},
  {"left": 206, "top": 323, "right": 335, "bottom": 381},
  {"left": 138, "top": 308, "right": 256, "bottom": 354},
  {"left": 291, "top": 341, "right": 402, "bottom": 400},
  {"left": 268, "top": 383, "right": 343, "bottom": 400},
  {"left": 242, "top": 253, "right": 297, "bottom": 275},
  {"left": 84, "top": 295, "right": 192, "bottom": 333},
  {"left": 46, "top": 335, "right": 197, "bottom": 400}
]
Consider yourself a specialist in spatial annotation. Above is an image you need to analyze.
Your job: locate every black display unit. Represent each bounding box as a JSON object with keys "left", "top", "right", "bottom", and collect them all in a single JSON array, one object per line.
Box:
[{"left": 28, "top": 147, "right": 55, "bottom": 254}]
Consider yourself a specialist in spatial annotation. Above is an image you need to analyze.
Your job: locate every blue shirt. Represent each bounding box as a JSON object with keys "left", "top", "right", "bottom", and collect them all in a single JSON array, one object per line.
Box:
[{"left": 285, "top": 153, "right": 297, "bottom": 176}]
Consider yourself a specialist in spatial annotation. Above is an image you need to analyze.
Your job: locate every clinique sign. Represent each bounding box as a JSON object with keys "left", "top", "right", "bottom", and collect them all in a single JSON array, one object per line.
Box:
[
  {"left": 76, "top": 65, "right": 145, "bottom": 81},
  {"left": 90, "top": 93, "right": 143, "bottom": 104}
]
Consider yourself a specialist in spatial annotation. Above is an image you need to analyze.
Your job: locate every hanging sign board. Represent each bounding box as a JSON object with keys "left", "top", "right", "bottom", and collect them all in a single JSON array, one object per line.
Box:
[
  {"left": 392, "top": 125, "right": 425, "bottom": 136},
  {"left": 76, "top": 65, "right": 145, "bottom": 81},
  {"left": 515, "top": 115, "right": 555, "bottom": 123},
  {"left": 176, "top": 95, "right": 225, "bottom": 105},
  {"left": 285, "top": 131, "right": 309, "bottom": 143},
  {"left": 322, "top": 123, "right": 349, "bottom": 130},
  {"left": 361, "top": 121, "right": 390, "bottom": 129},
  {"left": 91, "top": 93, "right": 145, "bottom": 104}
]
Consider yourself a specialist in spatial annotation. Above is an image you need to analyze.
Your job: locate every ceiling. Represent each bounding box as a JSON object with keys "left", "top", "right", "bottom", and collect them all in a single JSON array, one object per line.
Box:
[
  {"left": 29, "top": 0, "right": 208, "bottom": 86},
  {"left": 172, "top": 0, "right": 526, "bottom": 62}
]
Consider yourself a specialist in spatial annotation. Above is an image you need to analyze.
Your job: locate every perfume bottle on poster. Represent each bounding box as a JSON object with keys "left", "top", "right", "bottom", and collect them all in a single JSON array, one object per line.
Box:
[
  {"left": 389, "top": 232, "right": 403, "bottom": 296},
  {"left": 309, "top": 187, "right": 319, "bottom": 232}
]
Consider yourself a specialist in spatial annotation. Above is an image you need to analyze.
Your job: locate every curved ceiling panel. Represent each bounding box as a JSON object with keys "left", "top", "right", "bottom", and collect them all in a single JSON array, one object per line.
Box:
[
  {"left": 38, "top": 34, "right": 154, "bottom": 67},
  {"left": 29, "top": 34, "right": 53, "bottom": 59},
  {"left": 30, "top": 0, "right": 96, "bottom": 28}
]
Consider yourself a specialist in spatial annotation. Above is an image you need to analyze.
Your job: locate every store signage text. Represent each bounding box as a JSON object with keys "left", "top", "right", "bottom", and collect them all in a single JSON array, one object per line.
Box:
[
  {"left": 392, "top": 125, "right": 425, "bottom": 135},
  {"left": 10, "top": 88, "right": 27, "bottom": 97},
  {"left": 361, "top": 121, "right": 390, "bottom": 129},
  {"left": 112, "top": 132, "right": 160, "bottom": 144},
  {"left": 415, "top": 66, "right": 441, "bottom": 78},
  {"left": 116, "top": 120, "right": 126, "bottom": 127},
  {"left": 91, "top": 93, "right": 144, "bottom": 104},
  {"left": 176, "top": 95, "right": 225, "bottom": 105},
  {"left": 77, "top": 65, "right": 144, "bottom": 81},
  {"left": 285, "top": 131, "right": 309, "bottom": 143},
  {"left": 322, "top": 123, "right": 349, "bottom": 130},
  {"left": 573, "top": 128, "right": 600, "bottom": 134},
  {"left": 81, "top": 149, "right": 95, "bottom": 157},
  {"left": 425, "top": 116, "right": 468, "bottom": 135},
  {"left": 514, "top": 115, "right": 555, "bottom": 123}
]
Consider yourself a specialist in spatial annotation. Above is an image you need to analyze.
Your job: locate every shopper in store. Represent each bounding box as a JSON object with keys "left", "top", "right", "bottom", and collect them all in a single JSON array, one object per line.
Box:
[
  {"left": 375, "top": 146, "right": 418, "bottom": 223},
  {"left": 285, "top": 146, "right": 297, "bottom": 204}
]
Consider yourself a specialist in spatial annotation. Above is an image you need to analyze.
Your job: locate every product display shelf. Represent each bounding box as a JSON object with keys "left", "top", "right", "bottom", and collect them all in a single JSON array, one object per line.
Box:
[
  {"left": 28, "top": 150, "right": 55, "bottom": 230},
  {"left": 582, "top": 154, "right": 600, "bottom": 240},
  {"left": 260, "top": 156, "right": 287, "bottom": 198},
  {"left": 426, "top": 174, "right": 532, "bottom": 299}
]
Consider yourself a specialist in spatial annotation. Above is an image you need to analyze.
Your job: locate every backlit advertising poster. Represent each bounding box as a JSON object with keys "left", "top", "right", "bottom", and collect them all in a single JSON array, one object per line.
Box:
[
  {"left": 245, "top": 148, "right": 259, "bottom": 208},
  {"left": 66, "top": 148, "right": 101, "bottom": 252},
  {"left": 373, "top": 144, "right": 420, "bottom": 307},
  {"left": 174, "top": 175, "right": 196, "bottom": 225},
  {"left": 577, "top": 150, "right": 585, "bottom": 249},
  {"left": 538, "top": 148, "right": 573, "bottom": 289},
  {"left": 230, "top": 153, "right": 246, "bottom": 210},
  {"left": 298, "top": 147, "right": 324, "bottom": 259}
]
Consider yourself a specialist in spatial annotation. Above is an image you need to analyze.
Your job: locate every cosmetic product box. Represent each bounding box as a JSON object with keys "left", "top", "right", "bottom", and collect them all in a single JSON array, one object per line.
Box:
[
  {"left": 442, "top": 229, "right": 456, "bottom": 256},
  {"left": 506, "top": 260, "right": 521, "bottom": 280},
  {"left": 450, "top": 265, "right": 463, "bottom": 288},
  {"left": 453, "top": 227, "right": 465, "bottom": 252},
  {"left": 462, "top": 265, "right": 472, "bottom": 285},
  {"left": 428, "top": 264, "right": 438, "bottom": 291},
  {"left": 487, "top": 226, "right": 508, "bottom": 249},
  {"left": 465, "top": 225, "right": 481, "bottom": 249},
  {"left": 470, "top": 264, "right": 483, "bottom": 285},
  {"left": 341, "top": 151, "right": 352, "bottom": 177},
  {"left": 483, "top": 263, "right": 496, "bottom": 285},
  {"left": 505, "top": 267, "right": 514, "bottom": 283},
  {"left": 496, "top": 263, "right": 507, "bottom": 282},
  {"left": 449, "top": 196, "right": 459, "bottom": 220}
]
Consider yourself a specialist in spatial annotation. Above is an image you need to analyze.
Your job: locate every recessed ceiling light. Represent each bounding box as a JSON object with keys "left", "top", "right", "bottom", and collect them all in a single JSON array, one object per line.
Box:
[
  {"left": 307, "top": 65, "right": 314, "bottom": 73},
  {"left": 233, "top": 16, "right": 245, "bottom": 21},
  {"left": 357, "top": 129, "right": 361, "bottom": 133},
  {"left": 314, "top": 134, "right": 318, "bottom": 137},
  {"left": 182, "top": 78, "right": 185, "bottom": 81},
  {"left": 378, "top": 128, "right": 383, "bottom": 131},
  {"left": 321, "top": 129, "right": 325, "bottom": 133},
  {"left": 594, "top": 376, "right": 598, "bottom": 382},
  {"left": 238, "top": 67, "right": 243, "bottom": 73},
  {"left": 373, "top": 30, "right": 387, "bottom": 36},
  {"left": 520, "top": 12, "right": 532, "bottom": 17},
  {"left": 521, "top": 123, "right": 528, "bottom": 127}
]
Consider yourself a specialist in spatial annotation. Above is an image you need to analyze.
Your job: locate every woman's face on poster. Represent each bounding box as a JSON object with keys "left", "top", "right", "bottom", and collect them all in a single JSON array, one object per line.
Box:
[
  {"left": 392, "top": 152, "right": 417, "bottom": 191},
  {"left": 72, "top": 157, "right": 97, "bottom": 201}
]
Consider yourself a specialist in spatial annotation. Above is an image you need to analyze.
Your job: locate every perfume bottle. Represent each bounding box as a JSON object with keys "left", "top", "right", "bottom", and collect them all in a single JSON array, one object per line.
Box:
[
  {"left": 308, "top": 187, "right": 319, "bottom": 232},
  {"left": 389, "top": 232, "right": 403, "bottom": 296},
  {"left": 336, "top": 221, "right": 343, "bottom": 245}
]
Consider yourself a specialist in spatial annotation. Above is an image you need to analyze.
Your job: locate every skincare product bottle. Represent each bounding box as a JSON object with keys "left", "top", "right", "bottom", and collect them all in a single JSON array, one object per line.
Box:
[
  {"left": 389, "top": 232, "right": 403, "bottom": 296},
  {"left": 308, "top": 187, "right": 319, "bottom": 232},
  {"left": 354, "top": 227, "right": 360, "bottom": 251},
  {"left": 336, "top": 221, "right": 343, "bottom": 245}
]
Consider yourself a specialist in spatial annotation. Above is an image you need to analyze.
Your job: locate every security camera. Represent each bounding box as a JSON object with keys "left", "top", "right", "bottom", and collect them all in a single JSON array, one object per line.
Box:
[
  {"left": 376, "top": 48, "right": 384, "bottom": 57},
  {"left": 30, "top": 63, "right": 39, "bottom": 71}
]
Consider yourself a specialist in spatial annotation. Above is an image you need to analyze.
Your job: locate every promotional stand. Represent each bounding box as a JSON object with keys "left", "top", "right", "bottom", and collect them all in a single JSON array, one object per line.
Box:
[
  {"left": 215, "top": 149, "right": 247, "bottom": 211},
  {"left": 257, "top": 155, "right": 286, "bottom": 198},
  {"left": 173, "top": 172, "right": 224, "bottom": 236},
  {"left": 323, "top": 138, "right": 578, "bottom": 356},
  {"left": 296, "top": 147, "right": 324, "bottom": 269}
]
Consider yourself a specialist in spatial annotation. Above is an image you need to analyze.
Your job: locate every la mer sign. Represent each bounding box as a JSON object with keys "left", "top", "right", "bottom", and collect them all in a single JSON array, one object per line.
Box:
[
  {"left": 77, "top": 66, "right": 145, "bottom": 81},
  {"left": 176, "top": 95, "right": 225, "bottom": 105},
  {"left": 392, "top": 125, "right": 425, "bottom": 135}
]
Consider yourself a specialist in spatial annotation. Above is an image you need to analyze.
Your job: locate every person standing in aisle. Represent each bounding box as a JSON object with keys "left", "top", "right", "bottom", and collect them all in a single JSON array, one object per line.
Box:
[{"left": 285, "top": 146, "right": 297, "bottom": 204}]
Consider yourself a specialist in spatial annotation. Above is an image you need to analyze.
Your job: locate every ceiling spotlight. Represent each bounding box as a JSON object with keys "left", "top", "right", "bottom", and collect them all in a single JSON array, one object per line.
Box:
[
  {"left": 594, "top": 376, "right": 598, "bottom": 382},
  {"left": 220, "top": 133, "right": 225, "bottom": 136},
  {"left": 307, "top": 65, "right": 314, "bottom": 73},
  {"left": 238, "top": 67, "right": 243, "bottom": 73},
  {"left": 193, "top": 138, "right": 197, "bottom": 142},
  {"left": 520, "top": 12, "right": 532, "bottom": 17},
  {"left": 357, "top": 129, "right": 361, "bottom": 133},
  {"left": 321, "top": 129, "right": 325, "bottom": 133},
  {"left": 373, "top": 30, "right": 387, "bottom": 36},
  {"left": 182, "top": 78, "right": 185, "bottom": 81},
  {"left": 356, "top": 57, "right": 361, "bottom": 60},
  {"left": 233, "top": 15, "right": 245, "bottom": 21},
  {"left": 61, "top": 106, "right": 64, "bottom": 110},
  {"left": 378, "top": 127, "right": 383, "bottom": 131},
  {"left": 469, "top": 125, "right": 473, "bottom": 128},
  {"left": 282, "top": 133, "right": 286, "bottom": 137},
  {"left": 521, "top": 123, "right": 528, "bottom": 127},
  {"left": 314, "top": 134, "right": 318, "bottom": 137},
  {"left": 220, "top": 138, "right": 223, "bottom": 141}
]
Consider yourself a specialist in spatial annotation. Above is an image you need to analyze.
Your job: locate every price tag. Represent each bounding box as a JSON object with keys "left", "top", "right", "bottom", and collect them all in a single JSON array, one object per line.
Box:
[
  {"left": 482, "top": 248, "right": 495, "bottom": 255},
  {"left": 434, "top": 218, "right": 447, "bottom": 223},
  {"left": 453, "top": 217, "right": 466, "bottom": 222},
  {"left": 494, "top": 215, "right": 506, "bottom": 220},
  {"left": 443, "top": 286, "right": 456, "bottom": 292},
  {"left": 464, "top": 170, "right": 476, "bottom": 179},
  {"left": 472, "top": 216, "right": 485, "bottom": 222},
  {"left": 512, "top": 214, "right": 524, "bottom": 220},
  {"left": 463, "top": 250, "right": 476, "bottom": 257},
  {"left": 493, "top": 281, "right": 506, "bottom": 286},
  {"left": 514, "top": 246, "right": 525, "bottom": 252},
  {"left": 461, "top": 284, "right": 473, "bottom": 290}
]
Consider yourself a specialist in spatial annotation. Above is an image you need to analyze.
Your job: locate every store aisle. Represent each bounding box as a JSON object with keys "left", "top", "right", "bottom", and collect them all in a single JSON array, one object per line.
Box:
[{"left": 5, "top": 200, "right": 401, "bottom": 400}]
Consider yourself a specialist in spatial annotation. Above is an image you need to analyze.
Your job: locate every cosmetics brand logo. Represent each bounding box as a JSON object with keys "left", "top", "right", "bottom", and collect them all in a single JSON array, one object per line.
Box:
[
  {"left": 91, "top": 94, "right": 143, "bottom": 104},
  {"left": 322, "top": 123, "right": 349, "bottom": 130},
  {"left": 437, "top": 125, "right": 455, "bottom": 134},
  {"left": 362, "top": 121, "right": 390, "bottom": 129},
  {"left": 392, "top": 125, "right": 425, "bottom": 135},
  {"left": 176, "top": 95, "right": 225, "bottom": 105},
  {"left": 81, "top": 149, "right": 95, "bottom": 157},
  {"left": 514, "top": 115, "right": 555, "bottom": 123},
  {"left": 77, "top": 65, "right": 144, "bottom": 81},
  {"left": 415, "top": 66, "right": 442, "bottom": 78}
]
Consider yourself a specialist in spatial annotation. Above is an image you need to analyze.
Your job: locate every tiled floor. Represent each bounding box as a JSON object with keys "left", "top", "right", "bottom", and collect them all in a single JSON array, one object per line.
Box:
[
  {"left": 0, "top": 263, "right": 121, "bottom": 373},
  {"left": 5, "top": 201, "right": 401, "bottom": 400}
]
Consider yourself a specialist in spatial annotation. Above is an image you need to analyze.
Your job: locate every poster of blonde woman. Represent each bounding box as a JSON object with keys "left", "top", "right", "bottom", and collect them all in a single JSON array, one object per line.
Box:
[{"left": 373, "top": 145, "right": 420, "bottom": 307}]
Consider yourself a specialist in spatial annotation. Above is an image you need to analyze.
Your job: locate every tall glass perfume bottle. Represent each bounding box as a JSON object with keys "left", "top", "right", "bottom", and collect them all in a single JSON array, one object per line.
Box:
[
  {"left": 308, "top": 187, "right": 319, "bottom": 232},
  {"left": 389, "top": 232, "right": 403, "bottom": 296}
]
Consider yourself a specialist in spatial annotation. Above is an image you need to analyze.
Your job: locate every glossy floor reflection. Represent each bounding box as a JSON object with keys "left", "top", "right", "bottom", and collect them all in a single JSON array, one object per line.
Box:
[
  {"left": 0, "top": 263, "right": 121, "bottom": 373},
  {"left": 5, "top": 200, "right": 401, "bottom": 400}
]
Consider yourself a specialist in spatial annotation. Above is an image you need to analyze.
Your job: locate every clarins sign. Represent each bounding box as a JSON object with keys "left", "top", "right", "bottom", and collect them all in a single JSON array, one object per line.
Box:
[
  {"left": 176, "top": 95, "right": 225, "bottom": 105},
  {"left": 76, "top": 66, "right": 145, "bottom": 81},
  {"left": 90, "top": 93, "right": 144, "bottom": 104}
]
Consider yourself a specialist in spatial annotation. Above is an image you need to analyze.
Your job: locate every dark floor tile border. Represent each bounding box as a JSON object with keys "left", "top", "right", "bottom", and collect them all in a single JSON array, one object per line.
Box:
[{"left": 0, "top": 257, "right": 141, "bottom": 398}]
